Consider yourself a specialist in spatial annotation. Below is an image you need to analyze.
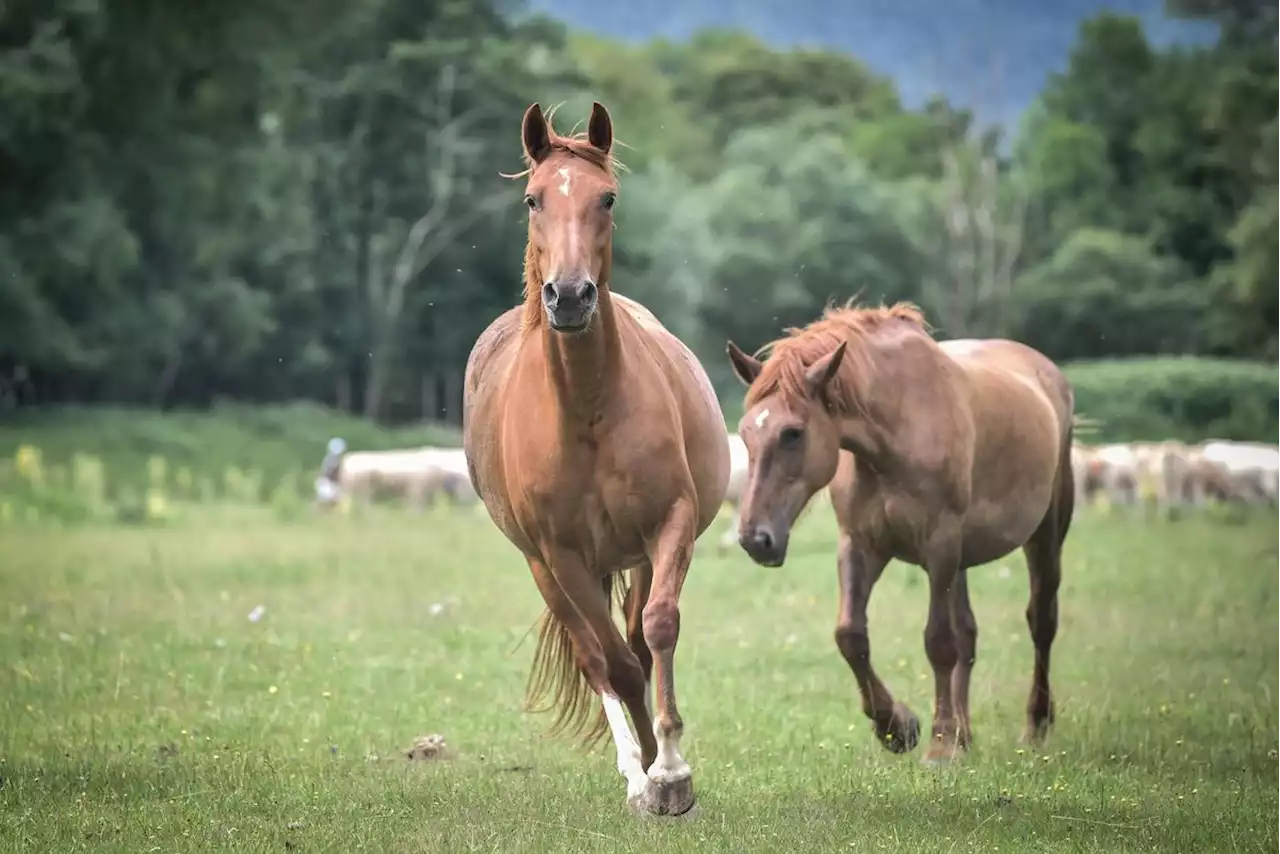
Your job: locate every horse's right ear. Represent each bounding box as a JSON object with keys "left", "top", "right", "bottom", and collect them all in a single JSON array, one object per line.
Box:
[
  {"left": 727, "top": 341, "right": 763, "bottom": 386},
  {"left": 522, "top": 103, "right": 552, "bottom": 165}
]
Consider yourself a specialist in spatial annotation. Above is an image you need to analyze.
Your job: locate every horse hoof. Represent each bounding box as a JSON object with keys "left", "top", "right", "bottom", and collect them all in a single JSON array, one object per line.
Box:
[
  {"left": 875, "top": 704, "right": 920, "bottom": 754},
  {"left": 922, "top": 735, "right": 967, "bottom": 766},
  {"left": 1021, "top": 702, "right": 1056, "bottom": 746},
  {"left": 632, "top": 775, "right": 696, "bottom": 818}
]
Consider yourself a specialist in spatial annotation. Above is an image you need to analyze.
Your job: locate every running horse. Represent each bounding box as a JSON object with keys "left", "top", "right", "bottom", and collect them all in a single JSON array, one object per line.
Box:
[
  {"left": 463, "top": 102, "right": 730, "bottom": 815},
  {"left": 726, "top": 302, "right": 1075, "bottom": 763}
]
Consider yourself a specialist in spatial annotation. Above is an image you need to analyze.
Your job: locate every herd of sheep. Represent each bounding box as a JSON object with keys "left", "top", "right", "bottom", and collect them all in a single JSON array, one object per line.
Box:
[
  {"left": 313, "top": 434, "right": 1279, "bottom": 536},
  {"left": 1070, "top": 439, "right": 1279, "bottom": 512}
]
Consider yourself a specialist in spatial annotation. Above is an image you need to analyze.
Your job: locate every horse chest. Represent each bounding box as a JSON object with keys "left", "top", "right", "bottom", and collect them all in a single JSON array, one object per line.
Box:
[{"left": 504, "top": 437, "right": 664, "bottom": 560}]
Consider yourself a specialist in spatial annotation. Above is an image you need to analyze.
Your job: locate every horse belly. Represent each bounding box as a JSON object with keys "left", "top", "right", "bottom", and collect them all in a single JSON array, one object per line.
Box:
[{"left": 959, "top": 479, "right": 1056, "bottom": 567}]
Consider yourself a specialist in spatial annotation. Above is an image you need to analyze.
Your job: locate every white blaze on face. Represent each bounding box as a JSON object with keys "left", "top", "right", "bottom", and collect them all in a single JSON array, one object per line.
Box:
[
  {"left": 753, "top": 407, "right": 771, "bottom": 429},
  {"left": 557, "top": 167, "right": 572, "bottom": 196}
]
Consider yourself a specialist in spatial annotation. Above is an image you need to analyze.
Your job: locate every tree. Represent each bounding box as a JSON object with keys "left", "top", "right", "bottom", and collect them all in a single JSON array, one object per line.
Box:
[
  {"left": 1013, "top": 228, "right": 1206, "bottom": 361},
  {"left": 695, "top": 123, "right": 926, "bottom": 385}
]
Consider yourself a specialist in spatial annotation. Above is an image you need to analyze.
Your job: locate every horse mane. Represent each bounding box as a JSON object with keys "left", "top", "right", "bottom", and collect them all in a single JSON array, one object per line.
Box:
[
  {"left": 744, "top": 300, "right": 929, "bottom": 411},
  {"left": 501, "top": 106, "right": 629, "bottom": 330}
]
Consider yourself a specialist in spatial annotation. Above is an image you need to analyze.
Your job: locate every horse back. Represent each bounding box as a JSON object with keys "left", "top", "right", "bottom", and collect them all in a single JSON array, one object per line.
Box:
[{"left": 941, "top": 338, "right": 1073, "bottom": 438}]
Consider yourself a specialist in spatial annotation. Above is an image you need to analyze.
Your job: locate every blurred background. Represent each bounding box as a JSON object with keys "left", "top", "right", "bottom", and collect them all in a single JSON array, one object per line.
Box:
[
  {"left": 0, "top": 0, "right": 1275, "bottom": 487},
  {"left": 0, "top": 7, "right": 1276, "bottom": 848}
]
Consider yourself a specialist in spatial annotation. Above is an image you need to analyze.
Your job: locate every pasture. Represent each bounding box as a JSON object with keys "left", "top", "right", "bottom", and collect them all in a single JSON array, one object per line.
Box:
[{"left": 1, "top": 501, "right": 1276, "bottom": 853}]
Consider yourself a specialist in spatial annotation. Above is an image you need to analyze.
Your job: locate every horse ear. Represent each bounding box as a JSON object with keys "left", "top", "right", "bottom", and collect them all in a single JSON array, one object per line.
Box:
[
  {"left": 522, "top": 103, "right": 552, "bottom": 164},
  {"left": 726, "top": 341, "right": 763, "bottom": 386},
  {"left": 587, "top": 101, "right": 613, "bottom": 154},
  {"left": 804, "top": 341, "right": 847, "bottom": 396}
]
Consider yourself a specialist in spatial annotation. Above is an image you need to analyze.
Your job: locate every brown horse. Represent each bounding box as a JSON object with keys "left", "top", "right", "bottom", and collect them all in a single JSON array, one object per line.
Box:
[
  {"left": 726, "top": 302, "right": 1075, "bottom": 763},
  {"left": 463, "top": 102, "right": 730, "bottom": 815}
]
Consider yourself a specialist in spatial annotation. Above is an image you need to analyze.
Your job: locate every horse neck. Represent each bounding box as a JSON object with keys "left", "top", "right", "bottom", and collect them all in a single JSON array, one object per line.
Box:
[
  {"left": 523, "top": 249, "right": 622, "bottom": 417},
  {"left": 828, "top": 336, "right": 907, "bottom": 466}
]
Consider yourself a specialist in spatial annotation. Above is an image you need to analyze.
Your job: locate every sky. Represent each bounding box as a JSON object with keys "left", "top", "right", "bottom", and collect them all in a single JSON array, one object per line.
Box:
[{"left": 521, "top": 0, "right": 1216, "bottom": 127}]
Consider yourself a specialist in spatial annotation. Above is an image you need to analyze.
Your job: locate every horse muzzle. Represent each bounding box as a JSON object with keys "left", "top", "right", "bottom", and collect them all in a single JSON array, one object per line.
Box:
[
  {"left": 542, "top": 280, "right": 598, "bottom": 333},
  {"left": 739, "top": 523, "right": 788, "bottom": 567}
]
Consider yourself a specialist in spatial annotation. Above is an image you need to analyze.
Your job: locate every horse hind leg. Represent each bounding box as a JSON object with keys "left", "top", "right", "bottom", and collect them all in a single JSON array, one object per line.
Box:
[
  {"left": 622, "top": 563, "right": 657, "bottom": 767},
  {"left": 948, "top": 570, "right": 978, "bottom": 751},
  {"left": 525, "top": 557, "right": 651, "bottom": 806},
  {"left": 1019, "top": 471, "right": 1070, "bottom": 745}
]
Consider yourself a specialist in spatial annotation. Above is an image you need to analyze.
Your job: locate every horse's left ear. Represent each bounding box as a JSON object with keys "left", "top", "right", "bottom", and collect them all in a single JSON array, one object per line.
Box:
[
  {"left": 804, "top": 341, "right": 847, "bottom": 396},
  {"left": 522, "top": 103, "right": 553, "bottom": 164},
  {"left": 727, "top": 340, "right": 763, "bottom": 386},
  {"left": 588, "top": 101, "right": 613, "bottom": 154}
]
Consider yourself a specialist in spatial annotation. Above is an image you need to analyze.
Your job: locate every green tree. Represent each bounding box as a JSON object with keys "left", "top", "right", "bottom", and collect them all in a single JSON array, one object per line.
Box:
[{"left": 1013, "top": 228, "right": 1207, "bottom": 361}]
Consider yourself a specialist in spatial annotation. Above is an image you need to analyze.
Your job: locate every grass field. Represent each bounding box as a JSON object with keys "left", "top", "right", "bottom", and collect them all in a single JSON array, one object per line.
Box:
[{"left": 1, "top": 502, "right": 1276, "bottom": 853}]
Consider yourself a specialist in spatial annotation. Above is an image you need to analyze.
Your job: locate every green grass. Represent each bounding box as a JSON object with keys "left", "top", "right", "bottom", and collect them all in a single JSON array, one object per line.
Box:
[
  {"left": 0, "top": 403, "right": 463, "bottom": 494},
  {"left": 1, "top": 504, "right": 1276, "bottom": 853}
]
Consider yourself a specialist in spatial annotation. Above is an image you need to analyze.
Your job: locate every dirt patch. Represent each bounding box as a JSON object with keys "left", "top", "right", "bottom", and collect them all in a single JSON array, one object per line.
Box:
[{"left": 404, "top": 733, "right": 454, "bottom": 761}]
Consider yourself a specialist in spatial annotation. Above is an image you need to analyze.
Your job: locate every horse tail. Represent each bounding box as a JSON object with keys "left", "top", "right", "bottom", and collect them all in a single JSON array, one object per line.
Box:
[
  {"left": 523, "top": 570, "right": 629, "bottom": 749},
  {"left": 1058, "top": 410, "right": 1077, "bottom": 545}
]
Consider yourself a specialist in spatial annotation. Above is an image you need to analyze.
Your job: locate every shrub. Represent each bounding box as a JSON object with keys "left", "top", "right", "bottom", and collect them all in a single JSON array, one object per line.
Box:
[{"left": 1065, "top": 357, "right": 1278, "bottom": 444}]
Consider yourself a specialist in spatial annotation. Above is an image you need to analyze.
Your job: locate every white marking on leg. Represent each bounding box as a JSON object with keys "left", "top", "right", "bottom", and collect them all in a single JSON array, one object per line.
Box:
[
  {"left": 753, "top": 407, "right": 770, "bottom": 429},
  {"left": 644, "top": 680, "right": 654, "bottom": 722},
  {"left": 648, "top": 716, "right": 691, "bottom": 784},
  {"left": 602, "top": 693, "right": 648, "bottom": 801},
  {"left": 557, "top": 167, "right": 572, "bottom": 196}
]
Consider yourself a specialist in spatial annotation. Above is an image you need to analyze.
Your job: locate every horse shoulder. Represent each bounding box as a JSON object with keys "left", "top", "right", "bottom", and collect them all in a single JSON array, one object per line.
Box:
[
  {"left": 464, "top": 307, "right": 523, "bottom": 407},
  {"left": 462, "top": 306, "right": 524, "bottom": 506}
]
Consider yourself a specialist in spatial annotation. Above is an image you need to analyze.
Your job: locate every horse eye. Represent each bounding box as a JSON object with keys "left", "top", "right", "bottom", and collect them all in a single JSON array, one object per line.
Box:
[
  {"left": 524, "top": 195, "right": 538, "bottom": 211},
  {"left": 779, "top": 427, "right": 804, "bottom": 447},
  {"left": 602, "top": 193, "right": 616, "bottom": 211}
]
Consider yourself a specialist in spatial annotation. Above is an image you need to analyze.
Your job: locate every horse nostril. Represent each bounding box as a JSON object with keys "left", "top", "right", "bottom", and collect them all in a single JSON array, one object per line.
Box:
[
  {"left": 583, "top": 281, "right": 598, "bottom": 302},
  {"left": 752, "top": 528, "right": 774, "bottom": 552},
  {"left": 541, "top": 282, "right": 557, "bottom": 305}
]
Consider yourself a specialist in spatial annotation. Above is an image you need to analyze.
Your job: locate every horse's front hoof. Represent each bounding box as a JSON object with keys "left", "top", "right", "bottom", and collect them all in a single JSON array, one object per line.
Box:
[
  {"left": 922, "top": 732, "right": 968, "bottom": 766},
  {"left": 874, "top": 702, "right": 920, "bottom": 754},
  {"left": 1020, "top": 719, "right": 1053, "bottom": 747},
  {"left": 1021, "top": 700, "right": 1056, "bottom": 747},
  {"left": 632, "top": 775, "right": 696, "bottom": 818}
]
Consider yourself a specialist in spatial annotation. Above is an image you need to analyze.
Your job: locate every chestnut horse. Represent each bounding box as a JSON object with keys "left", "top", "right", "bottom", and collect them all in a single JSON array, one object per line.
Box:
[
  {"left": 726, "top": 302, "right": 1075, "bottom": 763},
  {"left": 463, "top": 102, "right": 730, "bottom": 815}
]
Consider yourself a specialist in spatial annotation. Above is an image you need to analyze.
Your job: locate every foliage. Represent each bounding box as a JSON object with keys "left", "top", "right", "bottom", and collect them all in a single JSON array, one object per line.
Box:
[
  {"left": 0, "top": 0, "right": 1274, "bottom": 420},
  {"left": 1066, "top": 357, "right": 1279, "bottom": 443},
  {"left": 1014, "top": 229, "right": 1206, "bottom": 361}
]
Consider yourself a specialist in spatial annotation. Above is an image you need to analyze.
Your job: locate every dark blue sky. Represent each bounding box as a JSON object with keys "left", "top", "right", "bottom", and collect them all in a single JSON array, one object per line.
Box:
[{"left": 523, "top": 0, "right": 1215, "bottom": 127}]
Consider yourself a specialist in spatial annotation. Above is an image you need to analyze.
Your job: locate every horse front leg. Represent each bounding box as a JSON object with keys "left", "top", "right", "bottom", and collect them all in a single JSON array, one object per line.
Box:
[
  {"left": 833, "top": 536, "right": 920, "bottom": 752},
  {"left": 636, "top": 498, "right": 698, "bottom": 817},
  {"left": 922, "top": 543, "right": 965, "bottom": 765}
]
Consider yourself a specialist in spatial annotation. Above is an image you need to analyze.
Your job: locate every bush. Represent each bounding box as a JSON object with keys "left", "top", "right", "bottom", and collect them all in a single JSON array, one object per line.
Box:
[{"left": 1065, "top": 357, "right": 1278, "bottom": 444}]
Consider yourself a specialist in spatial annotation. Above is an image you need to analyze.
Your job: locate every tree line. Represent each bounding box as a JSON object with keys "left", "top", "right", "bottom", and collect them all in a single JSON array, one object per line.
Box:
[{"left": 1, "top": 0, "right": 1274, "bottom": 423}]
